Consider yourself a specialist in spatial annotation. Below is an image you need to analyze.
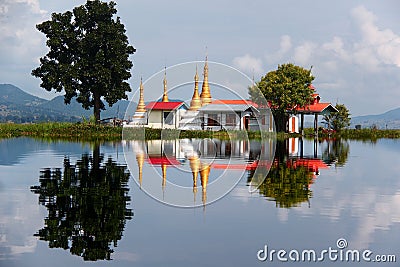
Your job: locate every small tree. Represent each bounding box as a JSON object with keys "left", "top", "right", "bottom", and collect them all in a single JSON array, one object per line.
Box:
[
  {"left": 323, "top": 103, "right": 351, "bottom": 131},
  {"left": 32, "top": 0, "right": 135, "bottom": 122},
  {"left": 250, "top": 63, "right": 314, "bottom": 132}
]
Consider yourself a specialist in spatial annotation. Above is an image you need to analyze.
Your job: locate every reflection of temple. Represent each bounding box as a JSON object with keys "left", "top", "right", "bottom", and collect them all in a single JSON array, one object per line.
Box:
[
  {"left": 255, "top": 137, "right": 349, "bottom": 208},
  {"left": 130, "top": 139, "right": 274, "bottom": 206},
  {"left": 130, "top": 137, "right": 347, "bottom": 208},
  {"left": 287, "top": 137, "right": 329, "bottom": 179}
]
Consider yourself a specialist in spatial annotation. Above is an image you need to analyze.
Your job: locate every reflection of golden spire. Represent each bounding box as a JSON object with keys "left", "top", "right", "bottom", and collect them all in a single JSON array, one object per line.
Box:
[
  {"left": 189, "top": 66, "right": 202, "bottom": 111},
  {"left": 200, "top": 54, "right": 212, "bottom": 106},
  {"left": 189, "top": 155, "right": 200, "bottom": 202},
  {"left": 200, "top": 162, "right": 211, "bottom": 207},
  {"left": 162, "top": 67, "right": 169, "bottom": 102},
  {"left": 161, "top": 163, "right": 167, "bottom": 192},
  {"left": 136, "top": 152, "right": 144, "bottom": 188},
  {"left": 136, "top": 77, "right": 146, "bottom": 112}
]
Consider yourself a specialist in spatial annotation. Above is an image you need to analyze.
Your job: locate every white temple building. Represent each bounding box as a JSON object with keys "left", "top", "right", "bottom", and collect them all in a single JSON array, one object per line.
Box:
[{"left": 126, "top": 57, "right": 274, "bottom": 132}]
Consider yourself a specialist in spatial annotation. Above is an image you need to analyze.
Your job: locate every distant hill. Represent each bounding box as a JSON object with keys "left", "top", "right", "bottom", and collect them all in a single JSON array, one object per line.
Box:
[
  {"left": 0, "top": 84, "right": 135, "bottom": 123},
  {"left": 0, "top": 84, "right": 46, "bottom": 106},
  {"left": 351, "top": 107, "right": 400, "bottom": 129}
]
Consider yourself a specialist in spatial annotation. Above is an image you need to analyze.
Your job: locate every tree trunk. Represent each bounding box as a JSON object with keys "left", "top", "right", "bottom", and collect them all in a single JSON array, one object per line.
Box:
[
  {"left": 93, "top": 92, "right": 101, "bottom": 124},
  {"left": 273, "top": 110, "right": 288, "bottom": 133}
]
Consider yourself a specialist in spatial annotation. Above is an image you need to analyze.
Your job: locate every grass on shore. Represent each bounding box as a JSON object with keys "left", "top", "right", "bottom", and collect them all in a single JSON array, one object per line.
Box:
[
  {"left": 0, "top": 122, "right": 121, "bottom": 141},
  {"left": 1, "top": 122, "right": 400, "bottom": 141}
]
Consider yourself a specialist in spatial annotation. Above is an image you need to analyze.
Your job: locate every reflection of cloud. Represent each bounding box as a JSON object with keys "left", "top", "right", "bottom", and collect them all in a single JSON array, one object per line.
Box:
[
  {"left": 230, "top": 187, "right": 251, "bottom": 203},
  {"left": 112, "top": 251, "right": 140, "bottom": 262},
  {"left": 277, "top": 208, "right": 289, "bottom": 223},
  {"left": 350, "top": 190, "right": 400, "bottom": 248},
  {"left": 294, "top": 170, "right": 400, "bottom": 248},
  {"left": 0, "top": 189, "right": 44, "bottom": 259}
]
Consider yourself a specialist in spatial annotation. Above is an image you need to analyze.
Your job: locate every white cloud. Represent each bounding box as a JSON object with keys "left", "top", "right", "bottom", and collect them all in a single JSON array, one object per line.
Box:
[
  {"left": 232, "top": 54, "right": 263, "bottom": 75},
  {"left": 0, "top": 0, "right": 47, "bottom": 65},
  {"left": 293, "top": 41, "right": 317, "bottom": 66},
  {"left": 322, "top": 37, "right": 349, "bottom": 62},
  {"left": 279, "top": 35, "right": 292, "bottom": 55},
  {"left": 351, "top": 5, "right": 400, "bottom": 69},
  {"left": 266, "top": 35, "right": 292, "bottom": 63}
]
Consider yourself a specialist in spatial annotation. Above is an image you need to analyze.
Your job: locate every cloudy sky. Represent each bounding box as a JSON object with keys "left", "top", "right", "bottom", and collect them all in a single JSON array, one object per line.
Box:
[{"left": 0, "top": 0, "right": 399, "bottom": 116}]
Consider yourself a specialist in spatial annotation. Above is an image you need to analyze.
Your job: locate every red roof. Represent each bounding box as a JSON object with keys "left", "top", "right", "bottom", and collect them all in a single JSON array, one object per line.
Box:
[
  {"left": 210, "top": 99, "right": 259, "bottom": 108},
  {"left": 296, "top": 102, "right": 336, "bottom": 113},
  {"left": 145, "top": 101, "right": 186, "bottom": 110}
]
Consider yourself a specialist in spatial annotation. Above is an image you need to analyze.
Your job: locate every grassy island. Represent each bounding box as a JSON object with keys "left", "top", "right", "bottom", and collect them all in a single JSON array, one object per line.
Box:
[{"left": 1, "top": 122, "right": 399, "bottom": 141}]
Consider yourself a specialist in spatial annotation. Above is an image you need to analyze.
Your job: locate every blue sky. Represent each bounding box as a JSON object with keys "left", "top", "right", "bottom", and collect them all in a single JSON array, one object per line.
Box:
[{"left": 0, "top": 0, "right": 399, "bottom": 116}]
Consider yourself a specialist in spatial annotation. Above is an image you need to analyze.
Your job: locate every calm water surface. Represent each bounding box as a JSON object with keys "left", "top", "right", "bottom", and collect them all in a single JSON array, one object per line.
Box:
[{"left": 0, "top": 137, "right": 399, "bottom": 266}]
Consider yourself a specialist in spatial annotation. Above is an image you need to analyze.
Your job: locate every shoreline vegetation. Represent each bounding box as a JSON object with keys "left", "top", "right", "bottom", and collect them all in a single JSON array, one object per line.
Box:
[{"left": 0, "top": 122, "right": 400, "bottom": 141}]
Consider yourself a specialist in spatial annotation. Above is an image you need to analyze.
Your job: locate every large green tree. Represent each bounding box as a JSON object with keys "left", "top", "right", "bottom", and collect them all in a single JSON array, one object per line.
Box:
[
  {"left": 323, "top": 103, "right": 351, "bottom": 131},
  {"left": 32, "top": 0, "right": 135, "bottom": 122},
  {"left": 250, "top": 63, "right": 314, "bottom": 132}
]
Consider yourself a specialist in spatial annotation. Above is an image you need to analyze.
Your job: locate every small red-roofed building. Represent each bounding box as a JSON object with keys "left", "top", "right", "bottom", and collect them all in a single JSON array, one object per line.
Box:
[
  {"left": 289, "top": 86, "right": 338, "bottom": 134},
  {"left": 145, "top": 101, "right": 188, "bottom": 129}
]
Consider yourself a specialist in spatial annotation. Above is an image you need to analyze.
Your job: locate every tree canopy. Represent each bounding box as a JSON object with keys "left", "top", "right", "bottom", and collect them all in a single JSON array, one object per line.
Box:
[
  {"left": 32, "top": 0, "right": 135, "bottom": 122},
  {"left": 323, "top": 103, "right": 351, "bottom": 131},
  {"left": 250, "top": 63, "right": 314, "bottom": 132}
]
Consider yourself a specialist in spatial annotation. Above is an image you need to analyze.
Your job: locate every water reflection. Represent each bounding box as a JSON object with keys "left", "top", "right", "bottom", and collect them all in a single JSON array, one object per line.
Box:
[
  {"left": 250, "top": 138, "right": 350, "bottom": 208},
  {"left": 127, "top": 139, "right": 274, "bottom": 207},
  {"left": 30, "top": 144, "right": 133, "bottom": 261},
  {"left": 321, "top": 138, "right": 350, "bottom": 167},
  {"left": 127, "top": 137, "right": 350, "bottom": 208}
]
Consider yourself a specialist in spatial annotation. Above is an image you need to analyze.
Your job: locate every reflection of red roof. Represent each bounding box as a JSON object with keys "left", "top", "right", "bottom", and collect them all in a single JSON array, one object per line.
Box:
[
  {"left": 296, "top": 103, "right": 337, "bottom": 113},
  {"left": 210, "top": 160, "right": 272, "bottom": 170},
  {"left": 211, "top": 160, "right": 259, "bottom": 170},
  {"left": 145, "top": 101, "right": 186, "bottom": 110},
  {"left": 211, "top": 99, "right": 259, "bottom": 108},
  {"left": 291, "top": 158, "right": 328, "bottom": 172},
  {"left": 147, "top": 157, "right": 181, "bottom": 166}
]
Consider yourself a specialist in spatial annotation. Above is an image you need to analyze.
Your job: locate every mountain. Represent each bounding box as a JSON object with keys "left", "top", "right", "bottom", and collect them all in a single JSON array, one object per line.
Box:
[
  {"left": 0, "top": 84, "right": 46, "bottom": 106},
  {"left": 351, "top": 107, "right": 400, "bottom": 129},
  {"left": 0, "top": 84, "right": 135, "bottom": 123}
]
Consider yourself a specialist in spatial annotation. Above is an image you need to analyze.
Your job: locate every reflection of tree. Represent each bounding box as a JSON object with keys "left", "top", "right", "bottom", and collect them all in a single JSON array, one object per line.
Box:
[
  {"left": 257, "top": 161, "right": 313, "bottom": 208},
  {"left": 249, "top": 140, "right": 314, "bottom": 208},
  {"left": 322, "top": 139, "right": 350, "bottom": 167},
  {"left": 30, "top": 145, "right": 133, "bottom": 261}
]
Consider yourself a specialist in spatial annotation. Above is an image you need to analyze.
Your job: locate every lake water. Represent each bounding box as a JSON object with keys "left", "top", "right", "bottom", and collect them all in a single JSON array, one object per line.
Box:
[{"left": 0, "top": 137, "right": 399, "bottom": 266}]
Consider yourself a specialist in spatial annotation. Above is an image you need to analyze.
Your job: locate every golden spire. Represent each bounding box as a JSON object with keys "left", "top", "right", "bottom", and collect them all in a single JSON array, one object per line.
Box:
[
  {"left": 136, "top": 77, "right": 146, "bottom": 113},
  {"left": 162, "top": 67, "right": 169, "bottom": 102},
  {"left": 189, "top": 65, "right": 202, "bottom": 111},
  {"left": 200, "top": 54, "right": 212, "bottom": 106}
]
